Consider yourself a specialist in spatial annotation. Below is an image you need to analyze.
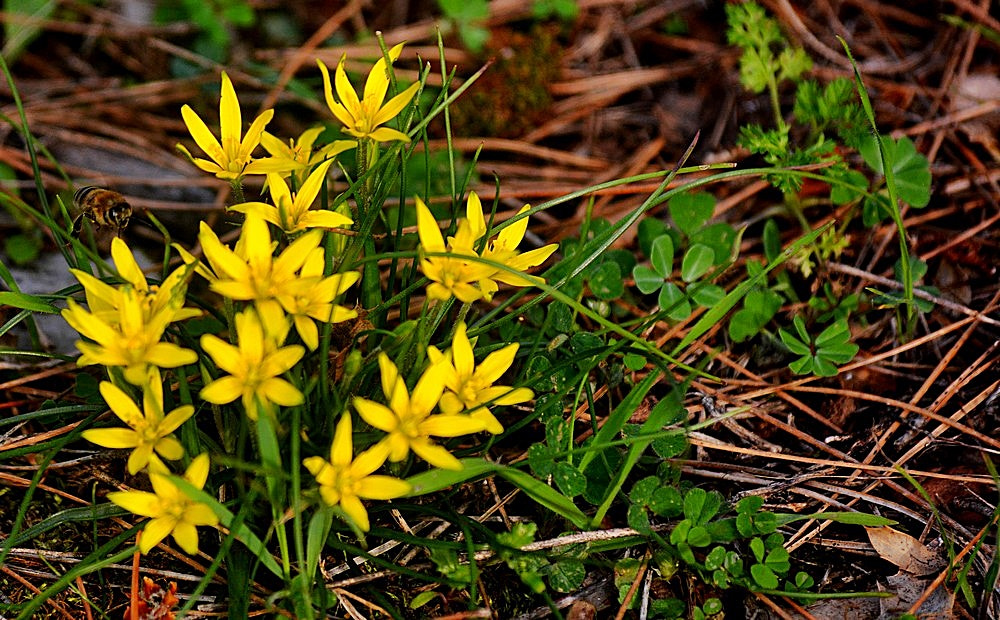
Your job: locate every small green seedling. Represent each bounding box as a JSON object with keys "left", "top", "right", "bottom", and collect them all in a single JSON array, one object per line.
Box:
[{"left": 778, "top": 315, "right": 859, "bottom": 377}]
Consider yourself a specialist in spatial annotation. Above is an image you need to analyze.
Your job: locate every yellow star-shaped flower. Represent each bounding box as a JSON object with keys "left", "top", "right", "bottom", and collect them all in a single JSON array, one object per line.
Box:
[
  {"left": 200, "top": 305, "right": 305, "bottom": 420},
  {"left": 107, "top": 453, "right": 219, "bottom": 555},
  {"left": 317, "top": 43, "right": 419, "bottom": 143},
  {"left": 177, "top": 72, "right": 290, "bottom": 181},
  {"left": 428, "top": 322, "right": 533, "bottom": 434},
  {"left": 352, "top": 354, "right": 486, "bottom": 470},
  {"left": 83, "top": 372, "right": 195, "bottom": 475},
  {"left": 304, "top": 414, "right": 410, "bottom": 532},
  {"left": 230, "top": 160, "right": 354, "bottom": 235}
]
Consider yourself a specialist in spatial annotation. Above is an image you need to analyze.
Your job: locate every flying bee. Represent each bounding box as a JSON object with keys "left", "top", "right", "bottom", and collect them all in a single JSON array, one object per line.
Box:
[{"left": 71, "top": 186, "right": 132, "bottom": 237}]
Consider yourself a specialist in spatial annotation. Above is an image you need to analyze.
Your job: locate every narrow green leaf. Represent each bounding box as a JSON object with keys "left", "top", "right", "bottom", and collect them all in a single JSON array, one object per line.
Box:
[
  {"left": 406, "top": 459, "right": 590, "bottom": 529},
  {"left": 495, "top": 466, "right": 590, "bottom": 529},
  {"left": 777, "top": 511, "right": 897, "bottom": 527},
  {"left": 256, "top": 412, "right": 285, "bottom": 506},
  {"left": 3, "top": 0, "right": 57, "bottom": 63},
  {"left": 0, "top": 291, "right": 58, "bottom": 314},
  {"left": 778, "top": 328, "right": 811, "bottom": 356},
  {"left": 410, "top": 590, "right": 438, "bottom": 609},
  {"left": 577, "top": 370, "right": 660, "bottom": 472},
  {"left": 306, "top": 506, "right": 334, "bottom": 583},
  {"left": 405, "top": 459, "right": 498, "bottom": 495},
  {"left": 788, "top": 356, "right": 814, "bottom": 375},
  {"left": 839, "top": 36, "right": 915, "bottom": 332}
]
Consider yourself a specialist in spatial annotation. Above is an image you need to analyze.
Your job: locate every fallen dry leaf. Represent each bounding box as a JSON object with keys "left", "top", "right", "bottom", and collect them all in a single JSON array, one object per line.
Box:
[{"left": 865, "top": 526, "right": 946, "bottom": 576}]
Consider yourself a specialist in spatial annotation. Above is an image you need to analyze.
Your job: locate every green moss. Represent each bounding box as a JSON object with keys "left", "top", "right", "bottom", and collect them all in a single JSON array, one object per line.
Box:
[{"left": 450, "top": 24, "right": 563, "bottom": 138}]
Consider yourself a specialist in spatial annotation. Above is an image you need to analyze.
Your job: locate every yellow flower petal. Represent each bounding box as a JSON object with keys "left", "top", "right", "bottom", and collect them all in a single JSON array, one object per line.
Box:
[
  {"left": 186, "top": 453, "right": 212, "bottom": 488},
  {"left": 219, "top": 72, "right": 242, "bottom": 158},
  {"left": 451, "top": 323, "right": 475, "bottom": 378},
  {"left": 357, "top": 475, "right": 411, "bottom": 500},
  {"left": 180, "top": 106, "right": 225, "bottom": 164},
  {"left": 330, "top": 413, "right": 353, "bottom": 467},
  {"left": 111, "top": 238, "right": 146, "bottom": 291},
  {"left": 353, "top": 398, "right": 396, "bottom": 433},
  {"left": 334, "top": 56, "right": 362, "bottom": 115},
  {"left": 410, "top": 439, "right": 463, "bottom": 471},
  {"left": 410, "top": 362, "right": 446, "bottom": 416},
  {"left": 419, "top": 414, "right": 486, "bottom": 437},
  {"left": 339, "top": 494, "right": 370, "bottom": 531},
  {"left": 126, "top": 444, "right": 155, "bottom": 475},
  {"left": 171, "top": 521, "right": 200, "bottom": 555},
  {"left": 144, "top": 342, "right": 198, "bottom": 369},
  {"left": 100, "top": 381, "right": 143, "bottom": 426},
  {"left": 200, "top": 376, "right": 243, "bottom": 405},
  {"left": 260, "top": 377, "right": 303, "bottom": 407},
  {"left": 470, "top": 408, "right": 504, "bottom": 434},
  {"left": 140, "top": 517, "right": 175, "bottom": 553},
  {"left": 107, "top": 489, "right": 159, "bottom": 518},
  {"left": 239, "top": 109, "right": 275, "bottom": 163},
  {"left": 154, "top": 436, "right": 185, "bottom": 461},
  {"left": 185, "top": 502, "right": 219, "bottom": 527},
  {"left": 82, "top": 427, "right": 139, "bottom": 449},
  {"left": 303, "top": 456, "right": 326, "bottom": 477},
  {"left": 477, "top": 344, "right": 519, "bottom": 383},
  {"left": 371, "top": 83, "right": 419, "bottom": 128},
  {"left": 350, "top": 441, "right": 391, "bottom": 478},
  {"left": 319, "top": 486, "right": 342, "bottom": 507},
  {"left": 367, "top": 127, "right": 411, "bottom": 143}
]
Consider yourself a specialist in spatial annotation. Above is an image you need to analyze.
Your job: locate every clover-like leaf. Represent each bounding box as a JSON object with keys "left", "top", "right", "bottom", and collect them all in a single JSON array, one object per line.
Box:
[
  {"left": 546, "top": 558, "right": 586, "bottom": 593},
  {"left": 690, "top": 222, "right": 738, "bottom": 265},
  {"left": 632, "top": 265, "right": 665, "bottom": 294},
  {"left": 637, "top": 218, "right": 670, "bottom": 257},
  {"left": 751, "top": 563, "right": 779, "bottom": 589},
  {"left": 690, "top": 283, "right": 726, "bottom": 308},
  {"left": 659, "top": 283, "right": 691, "bottom": 320},
  {"left": 588, "top": 261, "right": 624, "bottom": 300},
  {"left": 859, "top": 135, "right": 931, "bottom": 208},
  {"left": 669, "top": 192, "right": 715, "bottom": 237},
  {"left": 552, "top": 461, "right": 587, "bottom": 497},
  {"left": 681, "top": 244, "right": 715, "bottom": 282},
  {"left": 649, "top": 235, "right": 675, "bottom": 276}
]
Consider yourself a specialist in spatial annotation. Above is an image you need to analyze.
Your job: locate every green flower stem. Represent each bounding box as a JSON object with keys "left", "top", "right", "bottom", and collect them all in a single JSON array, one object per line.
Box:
[
  {"left": 839, "top": 36, "right": 915, "bottom": 338},
  {"left": 290, "top": 402, "right": 312, "bottom": 618},
  {"left": 355, "top": 138, "right": 384, "bottom": 317},
  {"left": 229, "top": 178, "right": 246, "bottom": 205}
]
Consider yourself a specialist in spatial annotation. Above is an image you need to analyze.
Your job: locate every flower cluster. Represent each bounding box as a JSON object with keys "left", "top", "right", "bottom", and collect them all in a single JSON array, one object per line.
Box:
[
  {"left": 185, "top": 212, "right": 360, "bottom": 353},
  {"left": 64, "top": 43, "right": 547, "bottom": 552},
  {"left": 417, "top": 192, "right": 558, "bottom": 303},
  {"left": 61, "top": 238, "right": 199, "bottom": 385},
  {"left": 62, "top": 240, "right": 216, "bottom": 553},
  {"left": 315, "top": 320, "right": 536, "bottom": 529}
]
